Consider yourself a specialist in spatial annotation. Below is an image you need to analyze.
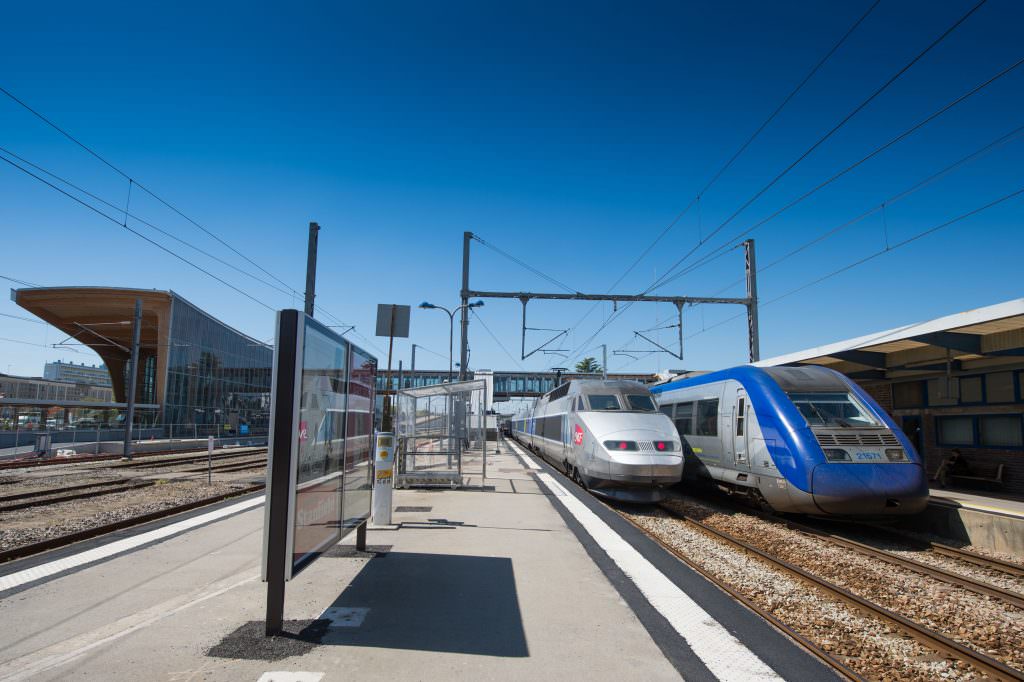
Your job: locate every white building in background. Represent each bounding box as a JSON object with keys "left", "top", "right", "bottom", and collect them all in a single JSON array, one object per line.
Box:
[{"left": 43, "top": 361, "right": 112, "bottom": 388}]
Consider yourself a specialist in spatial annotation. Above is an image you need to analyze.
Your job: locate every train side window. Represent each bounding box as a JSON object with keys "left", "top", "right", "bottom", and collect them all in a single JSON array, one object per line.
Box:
[
  {"left": 659, "top": 404, "right": 674, "bottom": 419},
  {"left": 674, "top": 402, "right": 694, "bottom": 435},
  {"left": 696, "top": 399, "right": 719, "bottom": 437},
  {"left": 736, "top": 398, "right": 745, "bottom": 436}
]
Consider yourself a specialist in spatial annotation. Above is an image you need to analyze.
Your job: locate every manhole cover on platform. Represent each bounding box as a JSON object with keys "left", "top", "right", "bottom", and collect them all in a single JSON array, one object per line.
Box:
[{"left": 394, "top": 506, "right": 432, "bottom": 512}]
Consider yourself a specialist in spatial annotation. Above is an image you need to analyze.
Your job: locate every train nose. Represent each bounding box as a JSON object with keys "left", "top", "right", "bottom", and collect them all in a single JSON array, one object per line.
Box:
[
  {"left": 810, "top": 463, "right": 929, "bottom": 515},
  {"left": 601, "top": 428, "right": 683, "bottom": 484}
]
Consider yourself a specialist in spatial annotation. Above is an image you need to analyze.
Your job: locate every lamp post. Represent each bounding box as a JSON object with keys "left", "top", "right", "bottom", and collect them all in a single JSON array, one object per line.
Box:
[{"left": 418, "top": 300, "right": 484, "bottom": 383}]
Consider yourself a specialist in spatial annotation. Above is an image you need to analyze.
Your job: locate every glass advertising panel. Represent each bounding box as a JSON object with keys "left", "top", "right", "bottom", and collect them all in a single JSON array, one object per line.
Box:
[
  {"left": 342, "top": 344, "right": 377, "bottom": 533},
  {"left": 291, "top": 318, "right": 350, "bottom": 573}
]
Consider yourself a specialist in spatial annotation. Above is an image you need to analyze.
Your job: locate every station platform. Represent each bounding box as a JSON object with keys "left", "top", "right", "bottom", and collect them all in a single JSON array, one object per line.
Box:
[
  {"left": 0, "top": 440, "right": 833, "bottom": 682},
  {"left": 900, "top": 486, "right": 1024, "bottom": 557}
]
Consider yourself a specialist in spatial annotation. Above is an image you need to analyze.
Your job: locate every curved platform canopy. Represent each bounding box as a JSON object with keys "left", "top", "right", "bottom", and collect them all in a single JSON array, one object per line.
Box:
[
  {"left": 754, "top": 298, "right": 1024, "bottom": 380},
  {"left": 13, "top": 287, "right": 174, "bottom": 404}
]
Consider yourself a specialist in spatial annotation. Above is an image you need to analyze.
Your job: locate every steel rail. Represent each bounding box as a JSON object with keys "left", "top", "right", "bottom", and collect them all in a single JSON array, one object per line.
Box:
[
  {"left": 111, "top": 449, "right": 267, "bottom": 470},
  {"left": 0, "top": 481, "right": 157, "bottom": 512},
  {"left": 612, "top": 510, "right": 864, "bottom": 681},
  {"left": 842, "top": 519, "right": 1024, "bottom": 579},
  {"left": 658, "top": 504, "right": 1024, "bottom": 682},
  {"left": 0, "top": 445, "right": 267, "bottom": 470},
  {"left": 0, "top": 477, "right": 157, "bottom": 509},
  {"left": 177, "top": 458, "right": 268, "bottom": 475},
  {"left": 0, "top": 484, "right": 265, "bottom": 563},
  {"left": 0, "top": 477, "right": 136, "bottom": 503},
  {"left": 930, "top": 542, "right": 1024, "bottom": 578},
  {"left": 761, "top": 513, "right": 1024, "bottom": 610}
]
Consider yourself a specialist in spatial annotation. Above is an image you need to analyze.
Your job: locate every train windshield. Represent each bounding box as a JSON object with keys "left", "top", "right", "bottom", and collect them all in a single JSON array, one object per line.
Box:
[
  {"left": 788, "top": 392, "right": 880, "bottom": 428},
  {"left": 587, "top": 395, "right": 621, "bottom": 411},
  {"left": 625, "top": 394, "right": 657, "bottom": 412}
]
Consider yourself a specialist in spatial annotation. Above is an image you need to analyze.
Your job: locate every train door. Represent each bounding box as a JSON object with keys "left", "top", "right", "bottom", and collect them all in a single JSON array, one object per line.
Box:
[{"left": 733, "top": 388, "right": 750, "bottom": 469}]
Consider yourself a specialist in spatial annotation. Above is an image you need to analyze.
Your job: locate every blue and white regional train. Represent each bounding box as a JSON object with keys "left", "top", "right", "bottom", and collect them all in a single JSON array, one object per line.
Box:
[
  {"left": 512, "top": 379, "right": 684, "bottom": 502},
  {"left": 651, "top": 365, "right": 929, "bottom": 516}
]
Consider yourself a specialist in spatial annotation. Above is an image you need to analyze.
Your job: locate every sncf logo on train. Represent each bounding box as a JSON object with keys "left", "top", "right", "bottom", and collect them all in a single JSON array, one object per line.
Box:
[{"left": 573, "top": 424, "right": 584, "bottom": 446}]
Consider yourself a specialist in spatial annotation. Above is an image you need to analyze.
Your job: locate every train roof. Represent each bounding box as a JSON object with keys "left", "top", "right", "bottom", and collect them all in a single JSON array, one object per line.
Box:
[{"left": 650, "top": 364, "right": 847, "bottom": 394}]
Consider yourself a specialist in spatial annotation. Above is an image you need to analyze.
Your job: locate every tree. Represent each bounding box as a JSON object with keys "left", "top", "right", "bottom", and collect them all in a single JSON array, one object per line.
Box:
[{"left": 575, "top": 357, "right": 602, "bottom": 374}]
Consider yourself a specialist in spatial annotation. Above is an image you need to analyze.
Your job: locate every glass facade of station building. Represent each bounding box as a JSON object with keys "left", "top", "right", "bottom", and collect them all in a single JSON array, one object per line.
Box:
[
  {"left": 163, "top": 295, "right": 273, "bottom": 429},
  {"left": 13, "top": 287, "right": 273, "bottom": 432}
]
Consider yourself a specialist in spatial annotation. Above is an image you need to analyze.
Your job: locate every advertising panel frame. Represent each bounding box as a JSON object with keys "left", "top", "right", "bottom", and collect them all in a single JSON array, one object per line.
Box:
[{"left": 262, "top": 309, "right": 377, "bottom": 635}]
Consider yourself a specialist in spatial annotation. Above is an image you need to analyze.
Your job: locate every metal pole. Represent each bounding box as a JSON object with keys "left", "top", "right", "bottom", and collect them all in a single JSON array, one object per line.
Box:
[
  {"left": 744, "top": 239, "right": 760, "bottom": 363},
  {"left": 447, "top": 311, "right": 454, "bottom": 383},
  {"left": 459, "top": 231, "right": 471, "bottom": 381},
  {"left": 122, "top": 298, "right": 142, "bottom": 461},
  {"left": 382, "top": 305, "right": 396, "bottom": 431},
  {"left": 677, "top": 301, "right": 684, "bottom": 363},
  {"left": 520, "top": 298, "right": 528, "bottom": 361},
  {"left": 601, "top": 344, "right": 607, "bottom": 379},
  {"left": 304, "top": 221, "right": 319, "bottom": 317},
  {"left": 397, "top": 360, "right": 403, "bottom": 397},
  {"left": 482, "top": 387, "right": 488, "bottom": 480},
  {"left": 410, "top": 344, "right": 416, "bottom": 388},
  {"left": 207, "top": 434, "right": 214, "bottom": 485}
]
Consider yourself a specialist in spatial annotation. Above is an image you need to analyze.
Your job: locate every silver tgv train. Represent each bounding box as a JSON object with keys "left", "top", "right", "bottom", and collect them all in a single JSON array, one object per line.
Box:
[{"left": 511, "top": 379, "right": 684, "bottom": 502}]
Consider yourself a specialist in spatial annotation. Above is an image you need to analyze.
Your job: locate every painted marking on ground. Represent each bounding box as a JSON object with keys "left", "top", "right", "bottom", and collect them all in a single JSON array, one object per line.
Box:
[
  {"left": 0, "top": 571, "right": 258, "bottom": 681},
  {"left": 0, "top": 495, "right": 265, "bottom": 592},
  {"left": 257, "top": 673, "right": 324, "bottom": 682},
  {"left": 320, "top": 606, "right": 369, "bottom": 628},
  {"left": 509, "top": 441, "right": 541, "bottom": 470},
  {"left": 534, "top": 470, "right": 783, "bottom": 682}
]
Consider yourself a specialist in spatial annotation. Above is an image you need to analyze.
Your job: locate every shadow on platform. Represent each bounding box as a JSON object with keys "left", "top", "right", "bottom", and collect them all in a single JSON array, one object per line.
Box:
[
  {"left": 208, "top": 552, "right": 528, "bottom": 661},
  {"left": 318, "top": 551, "right": 529, "bottom": 657}
]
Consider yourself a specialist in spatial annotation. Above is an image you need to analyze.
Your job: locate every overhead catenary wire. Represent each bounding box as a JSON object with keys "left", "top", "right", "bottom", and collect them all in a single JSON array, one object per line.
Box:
[
  {"left": 0, "top": 145, "right": 304, "bottom": 301},
  {"left": 616, "top": 184, "right": 1024, "bottom": 370},
  {"left": 472, "top": 234, "right": 578, "bottom": 294},
  {"left": 686, "top": 119, "right": 1024, "bottom": 298},
  {"left": 471, "top": 308, "right": 526, "bottom": 371},
  {"left": 572, "top": 9, "right": 1006, "bottom": 356},
  {"left": 643, "top": 0, "right": 989, "bottom": 296},
  {"left": 653, "top": 55, "right": 1024, "bottom": 292},
  {"left": 562, "top": 0, "right": 881, "bottom": 339},
  {"left": 0, "top": 153, "right": 278, "bottom": 313},
  {"left": 0, "top": 87, "right": 381, "bottom": 353},
  {"left": 0, "top": 312, "right": 46, "bottom": 324},
  {"left": 0, "top": 145, "right": 377, "bottom": 352},
  {"left": 0, "top": 84, "right": 298, "bottom": 295}
]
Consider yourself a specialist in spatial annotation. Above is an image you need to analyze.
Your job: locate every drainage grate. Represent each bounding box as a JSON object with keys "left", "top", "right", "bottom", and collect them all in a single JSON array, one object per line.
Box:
[{"left": 394, "top": 506, "right": 432, "bottom": 512}]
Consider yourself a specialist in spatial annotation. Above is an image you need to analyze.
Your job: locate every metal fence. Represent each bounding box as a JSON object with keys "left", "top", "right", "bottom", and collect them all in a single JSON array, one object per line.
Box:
[
  {"left": 394, "top": 380, "right": 487, "bottom": 488},
  {"left": 0, "top": 423, "right": 269, "bottom": 458}
]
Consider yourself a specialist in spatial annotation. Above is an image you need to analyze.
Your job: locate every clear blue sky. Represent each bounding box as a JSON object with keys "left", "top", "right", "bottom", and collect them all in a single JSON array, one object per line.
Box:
[{"left": 1, "top": 0, "right": 1021, "bottom": 378}]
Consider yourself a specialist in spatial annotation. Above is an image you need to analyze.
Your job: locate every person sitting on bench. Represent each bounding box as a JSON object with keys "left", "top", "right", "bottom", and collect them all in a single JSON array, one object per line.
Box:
[{"left": 937, "top": 449, "right": 970, "bottom": 487}]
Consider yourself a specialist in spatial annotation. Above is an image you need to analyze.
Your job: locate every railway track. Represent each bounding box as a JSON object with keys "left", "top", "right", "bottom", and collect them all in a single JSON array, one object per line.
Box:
[
  {"left": 0, "top": 458, "right": 266, "bottom": 513},
  {"left": 111, "top": 448, "right": 266, "bottom": 470},
  {"left": 656, "top": 502, "right": 1024, "bottom": 681},
  {"left": 761, "top": 513, "right": 1024, "bottom": 610},
  {"left": 0, "top": 448, "right": 268, "bottom": 512},
  {"left": 613, "top": 509, "right": 864, "bottom": 681},
  {"left": 0, "top": 483, "right": 265, "bottom": 563},
  {"left": 0, "top": 480, "right": 157, "bottom": 512},
  {"left": 0, "top": 444, "right": 266, "bottom": 471},
  {"left": 849, "top": 521, "right": 1024, "bottom": 579}
]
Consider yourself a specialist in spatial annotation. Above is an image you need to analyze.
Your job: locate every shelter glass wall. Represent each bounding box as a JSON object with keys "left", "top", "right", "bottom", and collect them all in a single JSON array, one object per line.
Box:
[{"left": 163, "top": 296, "right": 273, "bottom": 429}]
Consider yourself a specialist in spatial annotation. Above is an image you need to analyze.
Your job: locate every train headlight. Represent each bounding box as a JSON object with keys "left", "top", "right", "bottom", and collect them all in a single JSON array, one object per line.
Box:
[
  {"left": 603, "top": 440, "right": 638, "bottom": 451},
  {"left": 652, "top": 440, "right": 676, "bottom": 452},
  {"left": 823, "top": 448, "right": 851, "bottom": 462},
  {"left": 885, "top": 448, "right": 908, "bottom": 462}
]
